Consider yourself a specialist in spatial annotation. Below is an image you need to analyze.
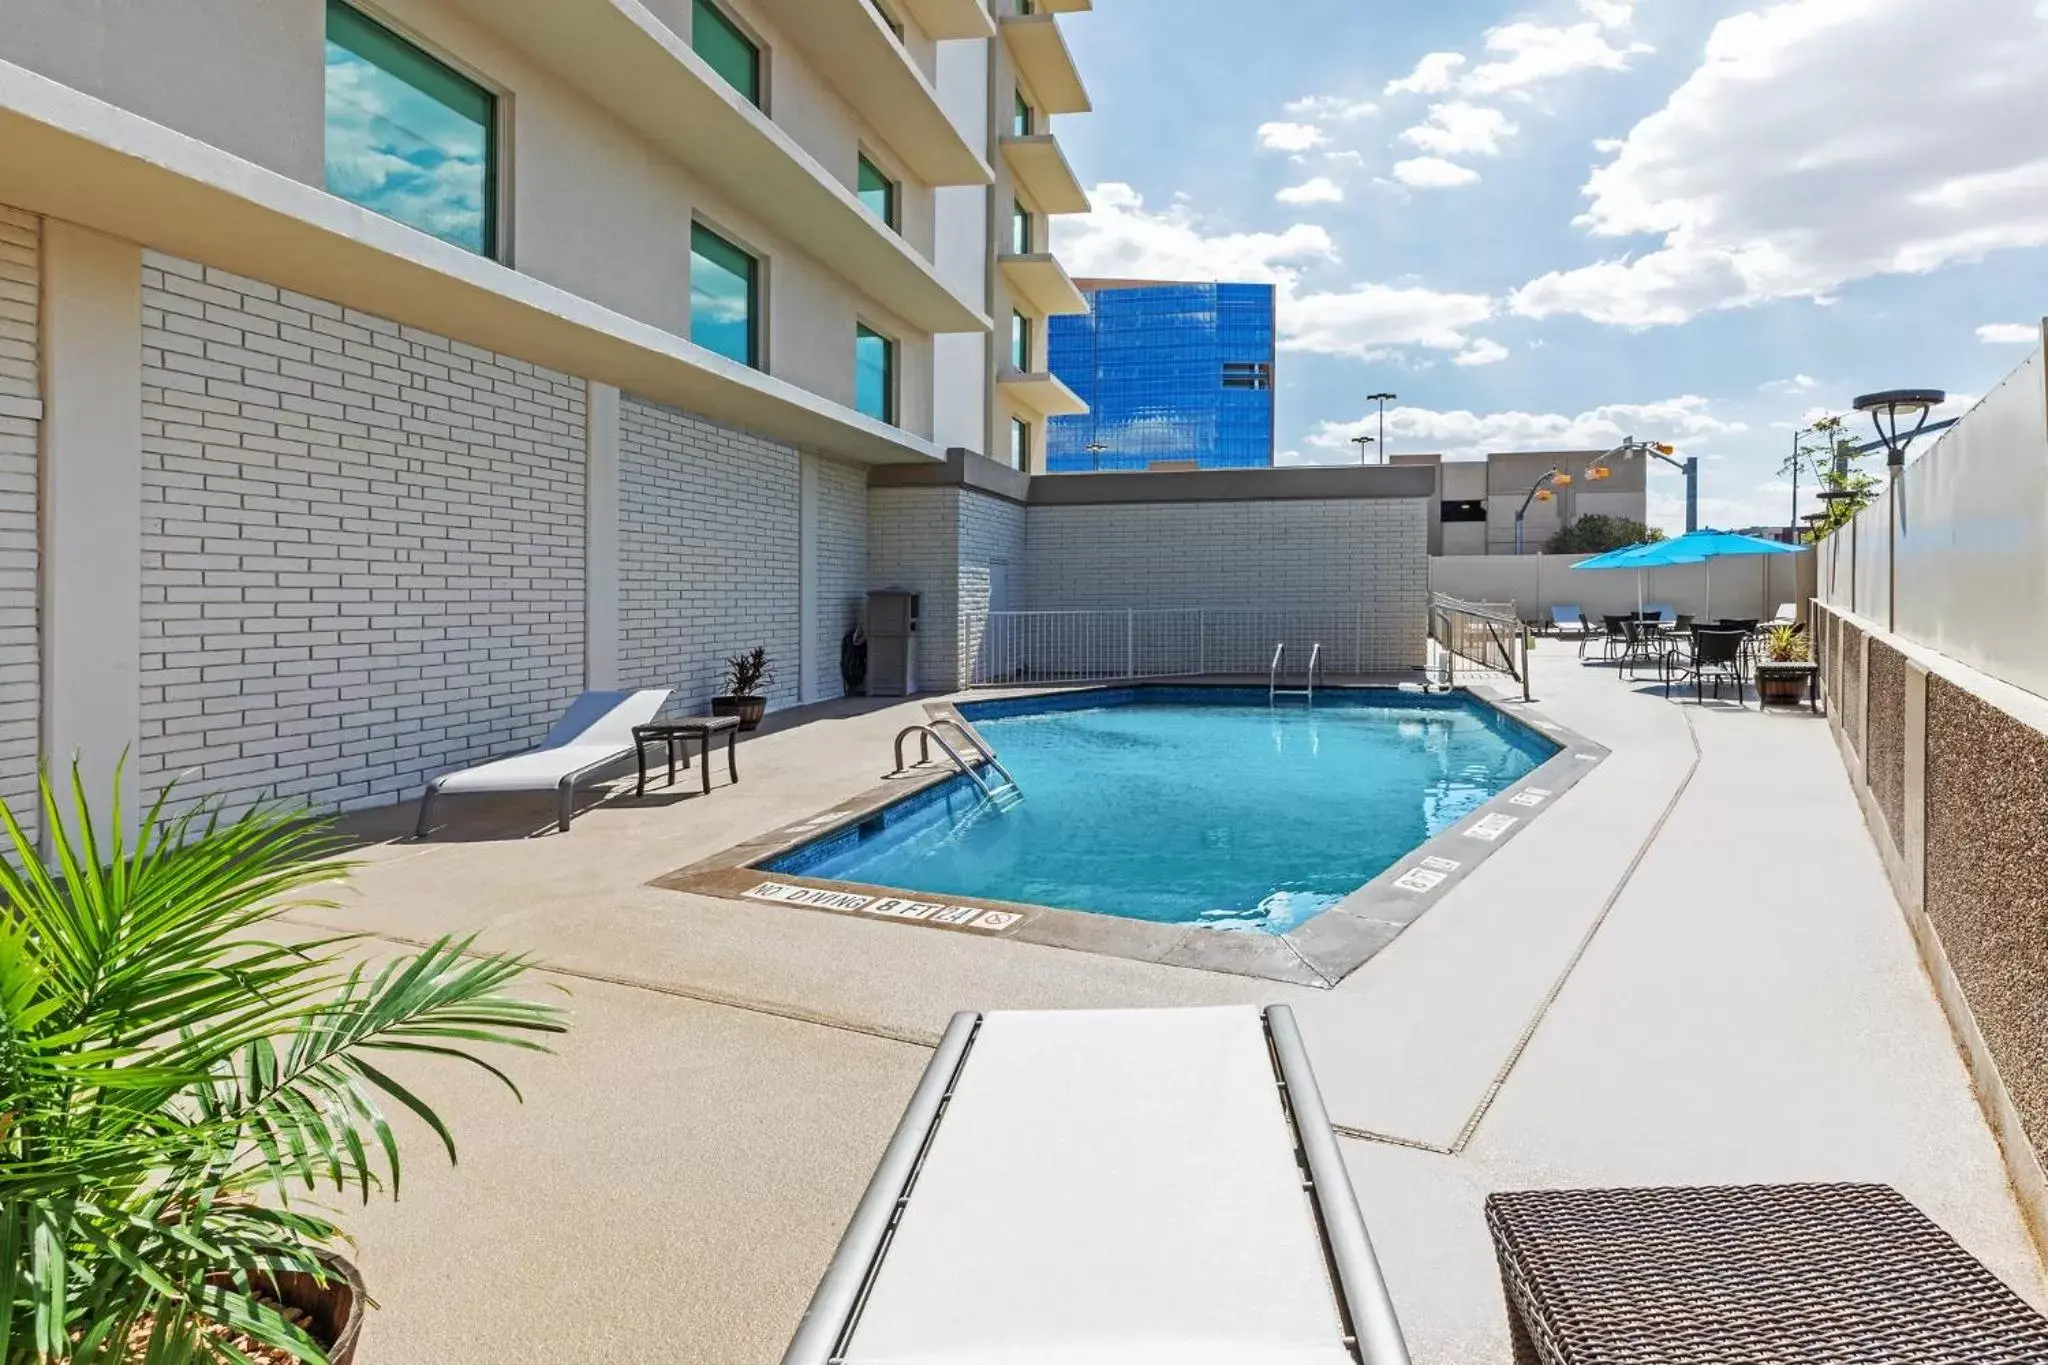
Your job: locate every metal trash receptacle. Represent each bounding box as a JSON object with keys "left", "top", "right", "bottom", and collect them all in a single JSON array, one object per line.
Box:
[{"left": 867, "top": 590, "right": 919, "bottom": 697}]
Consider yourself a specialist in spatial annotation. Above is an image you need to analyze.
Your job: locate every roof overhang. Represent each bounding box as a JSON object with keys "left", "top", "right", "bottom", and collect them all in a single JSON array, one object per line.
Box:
[
  {"left": 1000, "top": 14, "right": 1092, "bottom": 115},
  {"left": 898, "top": 0, "right": 998, "bottom": 41},
  {"left": 997, "top": 370, "right": 1088, "bottom": 418},
  {"left": 1000, "top": 135, "right": 1090, "bottom": 215},
  {"left": 0, "top": 59, "right": 942, "bottom": 467},
  {"left": 1000, "top": 254, "right": 1090, "bottom": 317}
]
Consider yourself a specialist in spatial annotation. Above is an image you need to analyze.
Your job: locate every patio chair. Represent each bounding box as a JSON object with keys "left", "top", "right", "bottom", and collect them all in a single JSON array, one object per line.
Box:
[
  {"left": 1769, "top": 601, "right": 1797, "bottom": 626},
  {"left": 1550, "top": 606, "right": 1596, "bottom": 655},
  {"left": 782, "top": 1006, "right": 1413, "bottom": 1365},
  {"left": 1644, "top": 604, "right": 1675, "bottom": 623},
  {"left": 415, "top": 688, "right": 674, "bottom": 837},
  {"left": 1620, "top": 617, "right": 1668, "bottom": 679},
  {"left": 1596, "top": 615, "right": 1630, "bottom": 663},
  {"left": 1663, "top": 628, "right": 1747, "bottom": 705}
]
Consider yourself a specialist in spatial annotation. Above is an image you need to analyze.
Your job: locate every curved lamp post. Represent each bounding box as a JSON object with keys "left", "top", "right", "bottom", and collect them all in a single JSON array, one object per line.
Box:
[
  {"left": 1592, "top": 436, "right": 1697, "bottom": 532},
  {"left": 1514, "top": 467, "right": 1572, "bottom": 554},
  {"left": 1855, "top": 387, "right": 1945, "bottom": 631}
]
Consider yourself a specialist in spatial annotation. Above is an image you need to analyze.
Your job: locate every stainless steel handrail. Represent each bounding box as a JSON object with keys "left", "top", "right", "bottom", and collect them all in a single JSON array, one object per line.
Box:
[
  {"left": 928, "top": 716, "right": 1022, "bottom": 794},
  {"left": 1268, "top": 642, "right": 1287, "bottom": 703},
  {"left": 1272, "top": 641, "right": 1322, "bottom": 704},
  {"left": 893, "top": 724, "right": 1002, "bottom": 801}
]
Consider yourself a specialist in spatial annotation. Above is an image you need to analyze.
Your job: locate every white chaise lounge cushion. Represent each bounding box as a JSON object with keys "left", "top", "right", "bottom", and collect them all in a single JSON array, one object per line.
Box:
[
  {"left": 429, "top": 689, "right": 672, "bottom": 794},
  {"left": 841, "top": 1007, "right": 1358, "bottom": 1365}
]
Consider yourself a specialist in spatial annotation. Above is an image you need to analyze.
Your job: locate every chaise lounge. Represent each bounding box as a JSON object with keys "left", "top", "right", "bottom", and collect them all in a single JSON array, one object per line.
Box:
[{"left": 415, "top": 688, "right": 673, "bottom": 837}]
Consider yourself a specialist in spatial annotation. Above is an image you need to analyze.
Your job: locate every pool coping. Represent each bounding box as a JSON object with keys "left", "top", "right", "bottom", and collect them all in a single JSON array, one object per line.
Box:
[{"left": 650, "top": 682, "right": 1609, "bottom": 989}]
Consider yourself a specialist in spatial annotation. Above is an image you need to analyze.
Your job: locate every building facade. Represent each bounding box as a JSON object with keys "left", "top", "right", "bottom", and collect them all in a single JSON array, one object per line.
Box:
[
  {"left": 0, "top": 0, "right": 1097, "bottom": 824},
  {"left": 1044, "top": 280, "right": 1276, "bottom": 472},
  {"left": 1392, "top": 451, "right": 1650, "bottom": 555}
]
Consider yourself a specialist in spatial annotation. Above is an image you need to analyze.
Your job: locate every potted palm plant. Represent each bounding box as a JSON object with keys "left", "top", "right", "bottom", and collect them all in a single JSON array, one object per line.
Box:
[
  {"left": 1755, "top": 623, "right": 1818, "bottom": 706},
  {"left": 1, "top": 767, "right": 565, "bottom": 1363},
  {"left": 712, "top": 647, "right": 775, "bottom": 732}
]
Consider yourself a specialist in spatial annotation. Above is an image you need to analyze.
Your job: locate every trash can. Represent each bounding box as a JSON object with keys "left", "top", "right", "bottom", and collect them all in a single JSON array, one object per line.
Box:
[{"left": 866, "top": 590, "right": 919, "bottom": 697}]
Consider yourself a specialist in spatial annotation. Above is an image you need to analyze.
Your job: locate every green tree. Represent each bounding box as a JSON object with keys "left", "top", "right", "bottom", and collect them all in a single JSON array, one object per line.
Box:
[
  {"left": 1783, "top": 413, "right": 1876, "bottom": 541},
  {"left": 1544, "top": 515, "right": 1666, "bottom": 554}
]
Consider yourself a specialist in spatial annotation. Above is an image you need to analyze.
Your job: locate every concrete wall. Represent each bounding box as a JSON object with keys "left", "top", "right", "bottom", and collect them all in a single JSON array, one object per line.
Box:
[
  {"left": 136, "top": 252, "right": 588, "bottom": 812},
  {"left": 0, "top": 0, "right": 941, "bottom": 435},
  {"left": 1433, "top": 551, "right": 1811, "bottom": 624},
  {"left": 0, "top": 205, "right": 38, "bottom": 830},
  {"left": 617, "top": 396, "right": 801, "bottom": 714}
]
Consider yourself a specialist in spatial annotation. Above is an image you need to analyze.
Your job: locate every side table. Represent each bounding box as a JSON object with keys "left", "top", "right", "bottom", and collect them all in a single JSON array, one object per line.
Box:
[{"left": 633, "top": 716, "right": 742, "bottom": 797}]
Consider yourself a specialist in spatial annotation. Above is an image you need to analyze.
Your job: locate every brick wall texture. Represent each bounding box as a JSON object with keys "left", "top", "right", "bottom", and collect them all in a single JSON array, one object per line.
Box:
[
  {"left": 617, "top": 397, "right": 802, "bottom": 713},
  {"left": 0, "top": 205, "right": 38, "bottom": 830},
  {"left": 868, "top": 486, "right": 963, "bottom": 690},
  {"left": 137, "top": 252, "right": 587, "bottom": 813},
  {"left": 958, "top": 490, "right": 1026, "bottom": 687},
  {"left": 809, "top": 454, "right": 869, "bottom": 699},
  {"left": 1023, "top": 498, "right": 1429, "bottom": 671}
]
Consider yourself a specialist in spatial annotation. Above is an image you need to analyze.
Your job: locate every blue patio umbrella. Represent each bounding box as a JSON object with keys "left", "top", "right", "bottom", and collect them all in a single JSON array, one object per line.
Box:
[{"left": 1572, "top": 530, "right": 1801, "bottom": 619}]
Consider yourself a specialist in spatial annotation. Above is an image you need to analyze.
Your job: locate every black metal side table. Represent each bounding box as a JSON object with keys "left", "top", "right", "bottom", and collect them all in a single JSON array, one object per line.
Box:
[{"left": 633, "top": 716, "right": 741, "bottom": 797}]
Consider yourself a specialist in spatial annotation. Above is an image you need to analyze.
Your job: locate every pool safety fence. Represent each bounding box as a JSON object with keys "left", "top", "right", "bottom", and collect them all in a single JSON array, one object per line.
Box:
[
  {"left": 1430, "top": 594, "right": 1531, "bottom": 700},
  {"left": 969, "top": 608, "right": 1384, "bottom": 688}
]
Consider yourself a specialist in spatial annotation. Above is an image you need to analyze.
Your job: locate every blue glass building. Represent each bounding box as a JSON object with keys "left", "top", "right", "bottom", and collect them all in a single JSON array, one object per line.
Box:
[{"left": 1046, "top": 281, "right": 1276, "bottom": 472}]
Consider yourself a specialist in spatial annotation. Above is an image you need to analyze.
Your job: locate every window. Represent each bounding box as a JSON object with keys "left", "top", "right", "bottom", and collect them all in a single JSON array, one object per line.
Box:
[
  {"left": 324, "top": 1, "right": 497, "bottom": 256},
  {"left": 1011, "top": 199, "right": 1033, "bottom": 254},
  {"left": 1010, "top": 416, "right": 1031, "bottom": 469},
  {"left": 855, "top": 324, "right": 895, "bottom": 424},
  {"left": 694, "top": 0, "right": 761, "bottom": 107},
  {"left": 1013, "top": 90, "right": 1034, "bottom": 137},
  {"left": 857, "top": 154, "right": 898, "bottom": 231},
  {"left": 1010, "top": 311, "right": 1032, "bottom": 370},
  {"left": 691, "top": 223, "right": 759, "bottom": 368},
  {"left": 1442, "top": 499, "right": 1488, "bottom": 524},
  {"left": 1222, "top": 361, "right": 1273, "bottom": 391}
]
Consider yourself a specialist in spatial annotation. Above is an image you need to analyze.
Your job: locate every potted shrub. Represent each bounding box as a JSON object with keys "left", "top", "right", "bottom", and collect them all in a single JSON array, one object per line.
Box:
[
  {"left": 713, "top": 647, "right": 775, "bottom": 732},
  {"left": 1755, "top": 623, "right": 1817, "bottom": 705},
  {"left": 2, "top": 767, "right": 565, "bottom": 1363}
]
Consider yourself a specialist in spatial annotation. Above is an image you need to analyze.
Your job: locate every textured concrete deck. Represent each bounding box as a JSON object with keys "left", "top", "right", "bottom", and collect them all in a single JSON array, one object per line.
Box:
[{"left": 305, "top": 653, "right": 2044, "bottom": 1363}]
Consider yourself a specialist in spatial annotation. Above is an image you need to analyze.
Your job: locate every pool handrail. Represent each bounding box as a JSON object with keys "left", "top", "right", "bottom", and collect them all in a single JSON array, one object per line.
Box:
[
  {"left": 928, "top": 716, "right": 1022, "bottom": 795},
  {"left": 892, "top": 724, "right": 1021, "bottom": 809}
]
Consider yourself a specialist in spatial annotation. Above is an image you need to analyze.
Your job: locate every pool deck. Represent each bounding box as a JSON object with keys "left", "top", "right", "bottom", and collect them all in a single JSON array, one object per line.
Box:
[{"left": 300, "top": 650, "right": 2045, "bottom": 1363}]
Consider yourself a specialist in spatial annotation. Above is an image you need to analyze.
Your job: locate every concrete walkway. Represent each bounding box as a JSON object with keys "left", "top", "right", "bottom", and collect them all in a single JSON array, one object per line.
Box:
[{"left": 304, "top": 651, "right": 2043, "bottom": 1363}]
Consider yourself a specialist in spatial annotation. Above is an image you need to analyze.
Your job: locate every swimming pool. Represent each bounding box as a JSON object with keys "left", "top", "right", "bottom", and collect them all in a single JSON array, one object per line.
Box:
[{"left": 764, "top": 688, "right": 1558, "bottom": 936}]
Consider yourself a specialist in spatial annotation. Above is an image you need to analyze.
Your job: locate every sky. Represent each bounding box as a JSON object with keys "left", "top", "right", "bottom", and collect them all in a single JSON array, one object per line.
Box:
[{"left": 1048, "top": 0, "right": 2048, "bottom": 533}]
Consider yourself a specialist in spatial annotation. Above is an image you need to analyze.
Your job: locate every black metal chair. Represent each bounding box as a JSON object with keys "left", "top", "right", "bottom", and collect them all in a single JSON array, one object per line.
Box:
[
  {"left": 1664, "top": 627, "right": 1749, "bottom": 705},
  {"left": 1620, "top": 617, "right": 1667, "bottom": 680},
  {"left": 1596, "top": 615, "right": 1629, "bottom": 663}
]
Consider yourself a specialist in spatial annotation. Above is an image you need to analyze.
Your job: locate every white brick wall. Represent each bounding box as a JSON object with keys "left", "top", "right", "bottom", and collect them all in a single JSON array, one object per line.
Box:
[
  {"left": 957, "top": 489, "right": 1025, "bottom": 688},
  {"left": 0, "top": 205, "right": 39, "bottom": 831},
  {"left": 869, "top": 486, "right": 961, "bottom": 690},
  {"left": 809, "top": 455, "right": 868, "bottom": 700},
  {"left": 137, "top": 253, "right": 588, "bottom": 813},
  {"left": 1023, "top": 498, "right": 1429, "bottom": 670},
  {"left": 617, "top": 397, "right": 802, "bottom": 713}
]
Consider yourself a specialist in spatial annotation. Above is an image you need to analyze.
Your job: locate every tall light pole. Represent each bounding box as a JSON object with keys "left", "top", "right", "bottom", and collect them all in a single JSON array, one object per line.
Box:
[
  {"left": 1853, "top": 387, "right": 1945, "bottom": 631},
  {"left": 1350, "top": 434, "right": 1375, "bottom": 465},
  {"left": 1595, "top": 436, "right": 1697, "bottom": 532},
  {"left": 1514, "top": 468, "right": 1572, "bottom": 554},
  {"left": 1368, "top": 392, "right": 1398, "bottom": 462}
]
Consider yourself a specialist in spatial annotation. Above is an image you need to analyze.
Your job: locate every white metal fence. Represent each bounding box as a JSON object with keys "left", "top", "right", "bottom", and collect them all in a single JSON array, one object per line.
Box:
[
  {"left": 1429, "top": 594, "right": 1531, "bottom": 699},
  {"left": 970, "top": 608, "right": 1387, "bottom": 687}
]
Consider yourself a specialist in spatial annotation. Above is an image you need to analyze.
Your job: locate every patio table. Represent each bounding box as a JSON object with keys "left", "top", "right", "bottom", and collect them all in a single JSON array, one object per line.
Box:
[
  {"left": 1486, "top": 1183, "right": 2048, "bottom": 1364},
  {"left": 632, "top": 716, "right": 741, "bottom": 796}
]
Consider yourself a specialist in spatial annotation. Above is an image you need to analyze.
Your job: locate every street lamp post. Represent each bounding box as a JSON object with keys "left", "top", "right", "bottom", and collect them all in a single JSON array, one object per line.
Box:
[
  {"left": 1367, "top": 392, "right": 1398, "bottom": 461},
  {"left": 1514, "top": 467, "right": 1572, "bottom": 554},
  {"left": 1595, "top": 436, "right": 1698, "bottom": 532},
  {"left": 1085, "top": 440, "right": 1109, "bottom": 472},
  {"left": 1854, "top": 387, "right": 1945, "bottom": 631},
  {"left": 1351, "top": 435, "right": 1376, "bottom": 466}
]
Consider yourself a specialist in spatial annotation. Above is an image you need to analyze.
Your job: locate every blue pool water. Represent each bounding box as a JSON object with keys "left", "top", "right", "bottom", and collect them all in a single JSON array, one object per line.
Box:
[{"left": 766, "top": 688, "right": 1557, "bottom": 935}]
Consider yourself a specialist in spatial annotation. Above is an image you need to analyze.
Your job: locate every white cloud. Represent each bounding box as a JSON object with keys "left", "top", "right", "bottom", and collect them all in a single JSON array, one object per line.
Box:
[
  {"left": 1386, "top": 52, "right": 1468, "bottom": 96},
  {"left": 1454, "top": 338, "right": 1512, "bottom": 367},
  {"left": 1462, "top": 21, "right": 1653, "bottom": 96},
  {"left": 1512, "top": 0, "right": 2048, "bottom": 328},
  {"left": 1257, "top": 121, "right": 1329, "bottom": 152},
  {"left": 1051, "top": 184, "right": 1499, "bottom": 364},
  {"left": 1580, "top": 0, "right": 1636, "bottom": 26},
  {"left": 1276, "top": 177, "right": 1347, "bottom": 206},
  {"left": 1305, "top": 395, "right": 1745, "bottom": 464},
  {"left": 1325, "top": 150, "right": 1367, "bottom": 166},
  {"left": 1761, "top": 374, "right": 1819, "bottom": 394},
  {"left": 1400, "top": 101, "right": 1519, "bottom": 157},
  {"left": 1392, "top": 157, "right": 1482, "bottom": 188},
  {"left": 1284, "top": 95, "right": 1379, "bottom": 122},
  {"left": 1052, "top": 182, "right": 1336, "bottom": 285},
  {"left": 1978, "top": 322, "right": 2040, "bottom": 344}
]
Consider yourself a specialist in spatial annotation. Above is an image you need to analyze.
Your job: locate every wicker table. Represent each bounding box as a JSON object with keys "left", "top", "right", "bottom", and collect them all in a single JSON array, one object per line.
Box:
[
  {"left": 1486, "top": 1183, "right": 2048, "bottom": 1364},
  {"left": 632, "top": 716, "right": 740, "bottom": 797}
]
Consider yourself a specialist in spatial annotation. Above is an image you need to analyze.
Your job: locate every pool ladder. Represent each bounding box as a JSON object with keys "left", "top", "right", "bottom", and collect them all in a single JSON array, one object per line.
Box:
[
  {"left": 1270, "top": 642, "right": 1324, "bottom": 705},
  {"left": 893, "top": 718, "right": 1025, "bottom": 813}
]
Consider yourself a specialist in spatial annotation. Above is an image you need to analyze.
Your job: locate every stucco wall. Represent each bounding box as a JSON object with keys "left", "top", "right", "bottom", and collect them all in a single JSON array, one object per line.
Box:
[
  {"left": 136, "top": 252, "right": 588, "bottom": 813},
  {"left": 0, "top": 204, "right": 39, "bottom": 830},
  {"left": 617, "top": 395, "right": 802, "bottom": 713}
]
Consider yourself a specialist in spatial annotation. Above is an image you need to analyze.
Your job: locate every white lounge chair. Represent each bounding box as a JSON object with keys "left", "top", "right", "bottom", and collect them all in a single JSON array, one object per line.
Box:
[
  {"left": 783, "top": 1006, "right": 1411, "bottom": 1365},
  {"left": 415, "top": 688, "right": 672, "bottom": 837},
  {"left": 1769, "top": 601, "right": 1797, "bottom": 626}
]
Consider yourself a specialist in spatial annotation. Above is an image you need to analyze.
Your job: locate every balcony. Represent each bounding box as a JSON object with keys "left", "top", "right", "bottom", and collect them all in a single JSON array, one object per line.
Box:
[
  {"left": 1039, "top": 0, "right": 1094, "bottom": 10},
  {"left": 1000, "top": 134, "right": 1089, "bottom": 215},
  {"left": 1000, "top": 253, "right": 1090, "bottom": 316},
  {"left": 997, "top": 369, "right": 1087, "bottom": 418},
  {"left": 1000, "top": 13, "right": 1091, "bottom": 115},
  {"left": 899, "top": 0, "right": 996, "bottom": 39},
  {"left": 753, "top": 0, "right": 992, "bottom": 187},
  {"left": 0, "top": 58, "right": 943, "bottom": 466},
  {"left": 441, "top": 0, "right": 987, "bottom": 335}
]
